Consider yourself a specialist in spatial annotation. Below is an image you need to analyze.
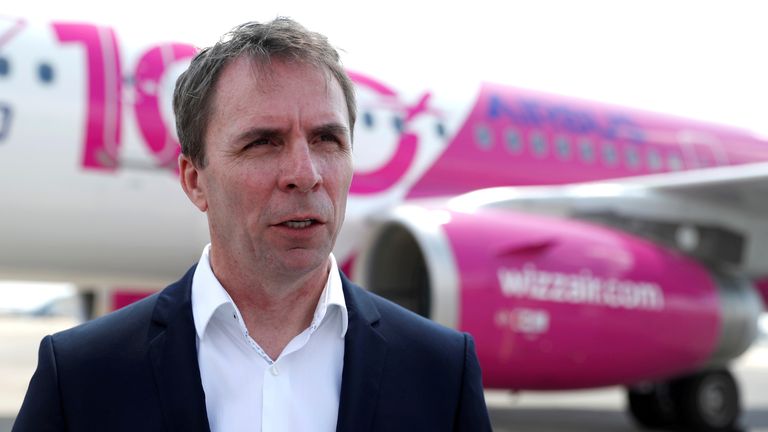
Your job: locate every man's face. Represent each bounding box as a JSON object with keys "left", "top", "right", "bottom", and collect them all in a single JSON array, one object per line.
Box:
[{"left": 181, "top": 57, "right": 353, "bottom": 283}]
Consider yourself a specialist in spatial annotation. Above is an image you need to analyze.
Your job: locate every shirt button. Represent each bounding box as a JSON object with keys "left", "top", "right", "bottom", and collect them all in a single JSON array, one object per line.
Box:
[{"left": 270, "top": 365, "right": 280, "bottom": 376}]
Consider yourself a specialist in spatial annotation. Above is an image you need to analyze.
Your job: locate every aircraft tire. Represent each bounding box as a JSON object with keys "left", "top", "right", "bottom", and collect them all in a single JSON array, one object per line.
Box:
[
  {"left": 671, "top": 368, "right": 741, "bottom": 432},
  {"left": 626, "top": 383, "right": 677, "bottom": 429}
]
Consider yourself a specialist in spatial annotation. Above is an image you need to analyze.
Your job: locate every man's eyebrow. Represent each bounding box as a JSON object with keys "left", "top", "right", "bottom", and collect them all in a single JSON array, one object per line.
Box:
[
  {"left": 231, "top": 123, "right": 350, "bottom": 145},
  {"left": 233, "top": 127, "right": 284, "bottom": 144},
  {"left": 312, "top": 123, "right": 350, "bottom": 138}
]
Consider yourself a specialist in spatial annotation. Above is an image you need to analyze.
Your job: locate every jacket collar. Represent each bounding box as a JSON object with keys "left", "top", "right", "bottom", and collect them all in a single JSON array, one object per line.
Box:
[
  {"left": 147, "top": 265, "right": 211, "bottom": 432},
  {"left": 335, "top": 273, "right": 388, "bottom": 432},
  {"left": 146, "top": 266, "right": 388, "bottom": 432}
]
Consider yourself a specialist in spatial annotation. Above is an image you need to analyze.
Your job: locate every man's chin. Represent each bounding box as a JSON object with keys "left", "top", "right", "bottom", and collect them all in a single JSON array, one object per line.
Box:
[{"left": 273, "top": 249, "right": 331, "bottom": 279}]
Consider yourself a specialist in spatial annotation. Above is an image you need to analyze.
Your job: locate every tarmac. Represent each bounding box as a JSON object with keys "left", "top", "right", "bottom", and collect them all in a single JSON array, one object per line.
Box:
[{"left": 2, "top": 314, "right": 768, "bottom": 431}]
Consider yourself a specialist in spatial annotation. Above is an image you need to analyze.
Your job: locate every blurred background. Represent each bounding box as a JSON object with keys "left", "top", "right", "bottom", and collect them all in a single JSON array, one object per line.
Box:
[
  {"left": 4, "top": 0, "right": 768, "bottom": 136},
  {"left": 2, "top": 0, "right": 768, "bottom": 430}
]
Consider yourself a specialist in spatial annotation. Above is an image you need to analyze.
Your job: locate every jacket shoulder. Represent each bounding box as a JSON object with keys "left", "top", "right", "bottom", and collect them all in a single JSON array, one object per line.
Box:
[
  {"left": 50, "top": 265, "right": 195, "bottom": 364},
  {"left": 50, "top": 292, "right": 159, "bottom": 361}
]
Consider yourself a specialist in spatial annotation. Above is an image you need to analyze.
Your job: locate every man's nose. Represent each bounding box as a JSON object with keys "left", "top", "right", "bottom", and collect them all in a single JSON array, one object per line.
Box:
[{"left": 279, "top": 141, "right": 322, "bottom": 192}]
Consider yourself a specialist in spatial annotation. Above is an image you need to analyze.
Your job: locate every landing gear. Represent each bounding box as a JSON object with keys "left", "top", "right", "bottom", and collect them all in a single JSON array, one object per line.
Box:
[
  {"left": 627, "top": 368, "right": 741, "bottom": 431},
  {"left": 672, "top": 369, "right": 740, "bottom": 432},
  {"left": 627, "top": 382, "right": 676, "bottom": 429},
  {"left": 78, "top": 290, "right": 96, "bottom": 321}
]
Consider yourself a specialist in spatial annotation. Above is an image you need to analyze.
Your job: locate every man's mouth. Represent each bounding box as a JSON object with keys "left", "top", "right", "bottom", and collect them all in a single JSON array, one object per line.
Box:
[{"left": 281, "top": 219, "right": 317, "bottom": 229}]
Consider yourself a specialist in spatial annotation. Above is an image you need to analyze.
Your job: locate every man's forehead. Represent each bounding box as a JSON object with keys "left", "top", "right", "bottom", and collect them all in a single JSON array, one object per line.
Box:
[
  {"left": 210, "top": 56, "right": 341, "bottom": 107},
  {"left": 230, "top": 55, "right": 337, "bottom": 92},
  {"left": 205, "top": 56, "right": 349, "bottom": 139}
]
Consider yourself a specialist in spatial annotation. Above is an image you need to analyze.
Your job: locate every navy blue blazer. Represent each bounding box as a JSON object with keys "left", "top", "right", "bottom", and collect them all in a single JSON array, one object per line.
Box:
[{"left": 13, "top": 266, "right": 491, "bottom": 431}]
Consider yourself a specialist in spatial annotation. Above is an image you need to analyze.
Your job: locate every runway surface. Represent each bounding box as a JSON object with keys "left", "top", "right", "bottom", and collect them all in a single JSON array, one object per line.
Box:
[{"left": 2, "top": 314, "right": 767, "bottom": 431}]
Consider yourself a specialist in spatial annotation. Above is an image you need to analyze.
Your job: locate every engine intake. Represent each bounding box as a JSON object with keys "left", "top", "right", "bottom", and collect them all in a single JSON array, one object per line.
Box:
[{"left": 354, "top": 204, "right": 761, "bottom": 390}]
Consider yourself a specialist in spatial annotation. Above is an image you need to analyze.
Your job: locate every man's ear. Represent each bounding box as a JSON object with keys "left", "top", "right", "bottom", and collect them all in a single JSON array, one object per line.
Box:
[{"left": 179, "top": 154, "right": 209, "bottom": 212}]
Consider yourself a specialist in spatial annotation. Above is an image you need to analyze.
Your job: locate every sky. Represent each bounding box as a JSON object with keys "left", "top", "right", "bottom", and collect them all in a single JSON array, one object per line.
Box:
[{"left": 5, "top": 0, "right": 768, "bottom": 136}]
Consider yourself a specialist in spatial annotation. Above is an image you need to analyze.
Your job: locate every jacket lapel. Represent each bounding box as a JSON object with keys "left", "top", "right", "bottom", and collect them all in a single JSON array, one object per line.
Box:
[
  {"left": 147, "top": 266, "right": 211, "bottom": 432},
  {"left": 336, "top": 274, "right": 388, "bottom": 432}
]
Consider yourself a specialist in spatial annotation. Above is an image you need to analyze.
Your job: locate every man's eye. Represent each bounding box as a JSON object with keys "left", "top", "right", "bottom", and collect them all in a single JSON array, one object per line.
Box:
[
  {"left": 318, "top": 134, "right": 341, "bottom": 144},
  {"left": 246, "top": 138, "right": 271, "bottom": 149}
]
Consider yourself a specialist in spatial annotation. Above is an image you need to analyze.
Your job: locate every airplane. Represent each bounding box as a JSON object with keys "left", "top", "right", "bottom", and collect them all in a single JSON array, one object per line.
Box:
[{"left": 2, "top": 15, "right": 768, "bottom": 432}]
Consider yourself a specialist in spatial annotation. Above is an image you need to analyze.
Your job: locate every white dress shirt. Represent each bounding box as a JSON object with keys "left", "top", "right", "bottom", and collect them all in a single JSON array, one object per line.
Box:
[{"left": 191, "top": 244, "right": 348, "bottom": 432}]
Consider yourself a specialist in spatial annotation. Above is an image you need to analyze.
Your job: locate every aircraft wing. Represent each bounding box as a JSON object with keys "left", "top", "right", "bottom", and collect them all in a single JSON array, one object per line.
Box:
[
  {"left": 446, "top": 162, "right": 768, "bottom": 276},
  {"left": 617, "top": 161, "right": 768, "bottom": 215},
  {"left": 585, "top": 161, "right": 768, "bottom": 277}
]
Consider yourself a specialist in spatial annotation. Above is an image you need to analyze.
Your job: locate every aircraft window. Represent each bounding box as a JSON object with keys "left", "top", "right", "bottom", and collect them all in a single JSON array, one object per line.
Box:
[
  {"left": 0, "top": 57, "right": 8, "bottom": 77},
  {"left": 698, "top": 157, "right": 712, "bottom": 168},
  {"left": 362, "top": 111, "right": 374, "bottom": 128},
  {"left": 647, "top": 149, "right": 662, "bottom": 171},
  {"left": 579, "top": 138, "right": 595, "bottom": 163},
  {"left": 474, "top": 124, "right": 493, "bottom": 150},
  {"left": 504, "top": 127, "right": 522, "bottom": 153},
  {"left": 435, "top": 122, "right": 446, "bottom": 138},
  {"left": 555, "top": 135, "right": 571, "bottom": 159},
  {"left": 602, "top": 142, "right": 618, "bottom": 166},
  {"left": 667, "top": 153, "right": 683, "bottom": 171},
  {"left": 38, "top": 62, "right": 54, "bottom": 84},
  {"left": 392, "top": 116, "right": 404, "bottom": 133},
  {"left": 625, "top": 146, "right": 640, "bottom": 169},
  {"left": 530, "top": 131, "right": 547, "bottom": 157}
]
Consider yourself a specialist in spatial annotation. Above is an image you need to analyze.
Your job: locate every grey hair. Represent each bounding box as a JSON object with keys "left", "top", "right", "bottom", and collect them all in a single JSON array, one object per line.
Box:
[{"left": 173, "top": 17, "right": 357, "bottom": 167}]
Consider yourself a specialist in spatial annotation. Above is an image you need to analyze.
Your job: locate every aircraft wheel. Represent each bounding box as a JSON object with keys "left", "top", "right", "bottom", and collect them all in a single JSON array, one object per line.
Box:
[
  {"left": 671, "top": 369, "right": 741, "bottom": 432},
  {"left": 626, "top": 382, "right": 677, "bottom": 429}
]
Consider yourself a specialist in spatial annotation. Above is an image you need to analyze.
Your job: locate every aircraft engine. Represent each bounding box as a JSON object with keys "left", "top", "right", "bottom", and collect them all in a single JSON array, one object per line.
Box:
[{"left": 352, "top": 204, "right": 762, "bottom": 390}]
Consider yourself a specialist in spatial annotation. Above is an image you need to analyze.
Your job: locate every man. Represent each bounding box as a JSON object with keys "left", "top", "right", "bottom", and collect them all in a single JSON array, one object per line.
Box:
[{"left": 13, "top": 18, "right": 491, "bottom": 431}]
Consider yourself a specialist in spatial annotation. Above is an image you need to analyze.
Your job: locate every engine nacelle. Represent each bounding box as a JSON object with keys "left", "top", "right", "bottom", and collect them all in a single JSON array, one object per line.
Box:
[{"left": 353, "top": 205, "right": 762, "bottom": 390}]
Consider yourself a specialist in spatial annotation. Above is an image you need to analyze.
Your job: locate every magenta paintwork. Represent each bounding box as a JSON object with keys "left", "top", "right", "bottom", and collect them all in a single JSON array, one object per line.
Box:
[
  {"left": 407, "top": 83, "right": 768, "bottom": 198},
  {"left": 756, "top": 278, "right": 768, "bottom": 309},
  {"left": 54, "top": 23, "right": 123, "bottom": 170},
  {"left": 440, "top": 208, "right": 720, "bottom": 389},
  {"left": 346, "top": 71, "right": 430, "bottom": 195},
  {"left": 133, "top": 43, "right": 197, "bottom": 169},
  {"left": 56, "top": 25, "right": 768, "bottom": 199},
  {"left": 0, "top": 17, "right": 25, "bottom": 48},
  {"left": 51, "top": 22, "right": 198, "bottom": 173}
]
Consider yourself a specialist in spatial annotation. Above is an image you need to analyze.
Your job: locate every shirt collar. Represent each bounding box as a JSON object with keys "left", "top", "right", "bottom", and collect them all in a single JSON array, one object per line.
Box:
[
  {"left": 191, "top": 244, "right": 348, "bottom": 340},
  {"left": 316, "top": 253, "right": 349, "bottom": 337}
]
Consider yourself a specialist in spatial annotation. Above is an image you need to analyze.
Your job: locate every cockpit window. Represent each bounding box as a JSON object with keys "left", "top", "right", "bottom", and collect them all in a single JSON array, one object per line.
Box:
[{"left": 0, "top": 57, "right": 9, "bottom": 77}]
